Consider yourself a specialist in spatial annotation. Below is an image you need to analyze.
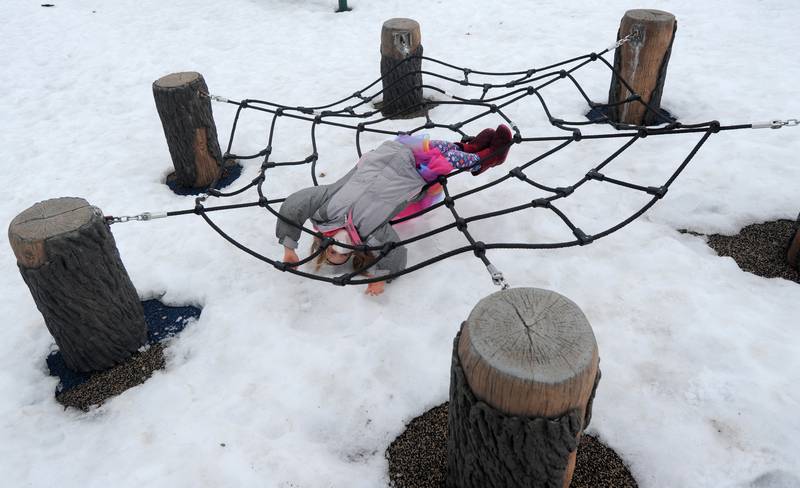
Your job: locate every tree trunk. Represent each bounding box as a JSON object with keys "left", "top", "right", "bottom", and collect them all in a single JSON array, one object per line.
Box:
[
  {"left": 447, "top": 288, "right": 600, "bottom": 488},
  {"left": 153, "top": 71, "right": 223, "bottom": 188},
  {"left": 607, "top": 9, "right": 677, "bottom": 126},
  {"left": 380, "top": 18, "right": 424, "bottom": 118},
  {"left": 9, "top": 197, "right": 147, "bottom": 372},
  {"left": 789, "top": 213, "right": 800, "bottom": 271}
]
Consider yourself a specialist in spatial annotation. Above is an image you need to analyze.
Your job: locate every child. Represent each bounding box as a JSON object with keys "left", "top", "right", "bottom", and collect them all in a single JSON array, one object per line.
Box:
[{"left": 276, "top": 124, "right": 513, "bottom": 295}]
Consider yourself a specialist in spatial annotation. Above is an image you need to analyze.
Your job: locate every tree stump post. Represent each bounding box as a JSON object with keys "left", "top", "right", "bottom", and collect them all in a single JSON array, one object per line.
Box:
[
  {"left": 447, "top": 288, "right": 600, "bottom": 488},
  {"left": 8, "top": 197, "right": 147, "bottom": 373},
  {"left": 788, "top": 212, "right": 800, "bottom": 271},
  {"left": 607, "top": 9, "right": 677, "bottom": 126},
  {"left": 153, "top": 72, "right": 223, "bottom": 189},
  {"left": 380, "top": 18, "right": 424, "bottom": 118}
]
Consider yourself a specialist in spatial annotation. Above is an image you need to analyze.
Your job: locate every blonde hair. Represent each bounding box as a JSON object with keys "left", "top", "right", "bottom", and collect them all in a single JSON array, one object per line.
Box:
[{"left": 310, "top": 236, "right": 376, "bottom": 274}]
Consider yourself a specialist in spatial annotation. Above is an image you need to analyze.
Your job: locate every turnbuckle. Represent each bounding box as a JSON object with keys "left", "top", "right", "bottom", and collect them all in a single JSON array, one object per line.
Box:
[
  {"left": 200, "top": 91, "right": 230, "bottom": 103},
  {"left": 486, "top": 264, "right": 510, "bottom": 290},
  {"left": 105, "top": 212, "right": 167, "bottom": 225},
  {"left": 752, "top": 118, "right": 799, "bottom": 129}
]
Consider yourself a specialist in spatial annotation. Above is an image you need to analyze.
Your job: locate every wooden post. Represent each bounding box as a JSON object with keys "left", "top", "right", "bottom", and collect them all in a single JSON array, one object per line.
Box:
[
  {"left": 447, "top": 288, "right": 600, "bottom": 488},
  {"left": 607, "top": 9, "right": 677, "bottom": 126},
  {"left": 788, "top": 213, "right": 800, "bottom": 271},
  {"left": 8, "top": 197, "right": 147, "bottom": 372},
  {"left": 380, "top": 18, "right": 424, "bottom": 118},
  {"left": 153, "top": 72, "right": 223, "bottom": 189}
]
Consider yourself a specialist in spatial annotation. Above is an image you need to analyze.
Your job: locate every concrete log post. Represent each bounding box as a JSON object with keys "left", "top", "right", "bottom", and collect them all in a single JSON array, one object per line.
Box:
[
  {"left": 607, "top": 9, "right": 677, "bottom": 126},
  {"left": 788, "top": 213, "right": 800, "bottom": 271},
  {"left": 380, "top": 18, "right": 424, "bottom": 118},
  {"left": 446, "top": 288, "right": 600, "bottom": 488},
  {"left": 8, "top": 197, "right": 147, "bottom": 372},
  {"left": 153, "top": 71, "right": 223, "bottom": 189}
]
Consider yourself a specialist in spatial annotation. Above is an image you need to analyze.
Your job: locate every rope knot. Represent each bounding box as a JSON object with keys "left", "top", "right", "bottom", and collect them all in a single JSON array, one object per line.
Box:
[
  {"left": 473, "top": 241, "right": 486, "bottom": 258},
  {"left": 556, "top": 186, "right": 574, "bottom": 197},
  {"left": 531, "top": 198, "right": 550, "bottom": 208},
  {"left": 510, "top": 167, "right": 525, "bottom": 180},
  {"left": 573, "top": 228, "right": 594, "bottom": 245}
]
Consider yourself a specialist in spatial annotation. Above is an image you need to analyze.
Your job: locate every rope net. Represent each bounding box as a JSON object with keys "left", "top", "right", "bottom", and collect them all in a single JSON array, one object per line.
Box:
[{"left": 176, "top": 38, "right": 748, "bottom": 288}]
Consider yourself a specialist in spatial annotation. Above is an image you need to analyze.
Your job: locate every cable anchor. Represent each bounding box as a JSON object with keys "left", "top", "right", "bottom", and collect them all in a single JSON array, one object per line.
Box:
[
  {"left": 206, "top": 93, "right": 230, "bottom": 103},
  {"left": 486, "top": 264, "right": 510, "bottom": 290},
  {"left": 393, "top": 31, "right": 411, "bottom": 57},
  {"left": 751, "top": 118, "right": 799, "bottom": 129},
  {"left": 105, "top": 211, "right": 167, "bottom": 225},
  {"left": 607, "top": 33, "right": 636, "bottom": 51}
]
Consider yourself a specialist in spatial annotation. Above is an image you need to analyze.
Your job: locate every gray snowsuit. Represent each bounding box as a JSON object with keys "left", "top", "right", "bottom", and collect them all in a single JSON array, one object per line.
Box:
[{"left": 276, "top": 140, "right": 427, "bottom": 277}]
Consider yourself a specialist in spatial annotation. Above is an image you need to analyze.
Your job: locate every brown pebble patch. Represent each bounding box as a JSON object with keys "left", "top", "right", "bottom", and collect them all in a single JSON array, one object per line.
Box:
[
  {"left": 386, "top": 402, "right": 637, "bottom": 488},
  {"left": 696, "top": 219, "right": 798, "bottom": 283},
  {"left": 56, "top": 344, "right": 165, "bottom": 411}
]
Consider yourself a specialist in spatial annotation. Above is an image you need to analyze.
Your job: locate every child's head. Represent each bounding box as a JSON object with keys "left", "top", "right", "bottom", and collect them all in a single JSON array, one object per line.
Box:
[
  {"left": 324, "top": 229, "right": 353, "bottom": 265},
  {"left": 310, "top": 231, "right": 376, "bottom": 273}
]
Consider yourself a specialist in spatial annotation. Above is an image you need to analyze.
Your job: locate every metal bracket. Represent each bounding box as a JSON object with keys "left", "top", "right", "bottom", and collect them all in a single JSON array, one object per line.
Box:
[{"left": 393, "top": 31, "right": 411, "bottom": 57}]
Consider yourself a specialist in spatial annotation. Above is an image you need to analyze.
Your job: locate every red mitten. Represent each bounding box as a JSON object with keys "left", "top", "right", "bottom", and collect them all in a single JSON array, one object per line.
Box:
[
  {"left": 472, "top": 124, "right": 513, "bottom": 175},
  {"left": 458, "top": 127, "right": 495, "bottom": 153}
]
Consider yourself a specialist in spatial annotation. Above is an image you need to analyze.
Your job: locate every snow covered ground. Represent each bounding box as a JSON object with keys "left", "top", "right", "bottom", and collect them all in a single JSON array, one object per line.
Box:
[{"left": 2, "top": 1, "right": 799, "bottom": 486}]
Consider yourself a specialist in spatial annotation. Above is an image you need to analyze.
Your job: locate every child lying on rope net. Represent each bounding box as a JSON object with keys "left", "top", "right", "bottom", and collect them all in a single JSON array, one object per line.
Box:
[{"left": 275, "top": 125, "right": 513, "bottom": 296}]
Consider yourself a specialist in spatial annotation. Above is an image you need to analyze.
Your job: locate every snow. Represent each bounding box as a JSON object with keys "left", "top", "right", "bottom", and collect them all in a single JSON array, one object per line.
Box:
[{"left": 1, "top": 0, "right": 799, "bottom": 486}]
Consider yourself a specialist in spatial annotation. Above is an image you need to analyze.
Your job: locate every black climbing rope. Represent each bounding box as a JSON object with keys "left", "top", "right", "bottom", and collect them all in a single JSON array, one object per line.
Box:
[{"left": 107, "top": 35, "right": 797, "bottom": 289}]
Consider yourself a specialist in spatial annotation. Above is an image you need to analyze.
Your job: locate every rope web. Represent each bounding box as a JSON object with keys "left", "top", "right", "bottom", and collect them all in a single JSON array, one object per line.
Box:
[{"left": 135, "top": 36, "right": 774, "bottom": 288}]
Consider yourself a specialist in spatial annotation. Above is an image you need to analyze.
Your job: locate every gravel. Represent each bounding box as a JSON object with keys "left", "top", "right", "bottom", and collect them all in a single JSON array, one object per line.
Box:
[
  {"left": 701, "top": 219, "right": 799, "bottom": 283},
  {"left": 386, "top": 402, "right": 637, "bottom": 488},
  {"left": 56, "top": 343, "right": 165, "bottom": 411}
]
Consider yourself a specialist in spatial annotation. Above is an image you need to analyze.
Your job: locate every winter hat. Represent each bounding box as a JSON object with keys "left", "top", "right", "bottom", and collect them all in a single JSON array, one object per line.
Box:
[{"left": 331, "top": 229, "right": 353, "bottom": 254}]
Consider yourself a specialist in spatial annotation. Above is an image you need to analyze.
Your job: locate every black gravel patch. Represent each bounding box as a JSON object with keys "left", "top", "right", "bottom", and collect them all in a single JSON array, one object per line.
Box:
[
  {"left": 695, "top": 219, "right": 799, "bottom": 283},
  {"left": 56, "top": 343, "right": 165, "bottom": 411},
  {"left": 386, "top": 402, "right": 637, "bottom": 488},
  {"left": 47, "top": 299, "right": 201, "bottom": 410},
  {"left": 585, "top": 104, "right": 675, "bottom": 127}
]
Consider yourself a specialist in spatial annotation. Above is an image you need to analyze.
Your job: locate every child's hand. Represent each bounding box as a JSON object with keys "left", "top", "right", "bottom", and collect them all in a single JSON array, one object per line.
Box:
[
  {"left": 365, "top": 281, "right": 385, "bottom": 296},
  {"left": 283, "top": 247, "right": 300, "bottom": 265}
]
